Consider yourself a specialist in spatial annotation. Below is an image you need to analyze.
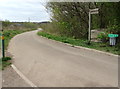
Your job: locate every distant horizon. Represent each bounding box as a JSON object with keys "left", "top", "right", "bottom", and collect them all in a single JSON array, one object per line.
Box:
[{"left": 1, "top": 20, "right": 51, "bottom": 23}]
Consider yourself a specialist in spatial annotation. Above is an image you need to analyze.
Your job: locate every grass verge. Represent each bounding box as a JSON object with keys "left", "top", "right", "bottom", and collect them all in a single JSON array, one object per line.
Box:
[
  {"left": 0, "top": 57, "right": 12, "bottom": 70},
  {"left": 3, "top": 30, "right": 29, "bottom": 49},
  {"left": 38, "top": 31, "right": 120, "bottom": 55},
  {"left": 0, "top": 29, "right": 33, "bottom": 70}
]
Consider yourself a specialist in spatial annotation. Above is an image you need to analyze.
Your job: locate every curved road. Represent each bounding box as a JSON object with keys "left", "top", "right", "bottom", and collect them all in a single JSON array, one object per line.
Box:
[{"left": 8, "top": 29, "right": 118, "bottom": 87}]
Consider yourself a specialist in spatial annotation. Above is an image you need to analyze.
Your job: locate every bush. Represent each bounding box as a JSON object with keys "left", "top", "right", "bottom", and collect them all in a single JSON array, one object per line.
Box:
[
  {"left": 23, "top": 22, "right": 38, "bottom": 30},
  {"left": 97, "top": 32, "right": 109, "bottom": 42},
  {"left": 2, "top": 57, "right": 12, "bottom": 61},
  {"left": 108, "top": 24, "right": 120, "bottom": 33},
  {"left": 107, "top": 19, "right": 120, "bottom": 34},
  {"left": 2, "top": 20, "right": 12, "bottom": 27}
]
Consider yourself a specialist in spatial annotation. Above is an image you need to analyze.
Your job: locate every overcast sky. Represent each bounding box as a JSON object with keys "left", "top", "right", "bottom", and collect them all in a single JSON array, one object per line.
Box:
[{"left": 0, "top": 0, "right": 51, "bottom": 22}]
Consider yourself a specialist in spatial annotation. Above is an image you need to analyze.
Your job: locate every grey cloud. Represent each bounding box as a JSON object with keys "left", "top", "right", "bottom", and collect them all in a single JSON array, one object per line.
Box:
[{"left": 0, "top": 0, "right": 50, "bottom": 22}]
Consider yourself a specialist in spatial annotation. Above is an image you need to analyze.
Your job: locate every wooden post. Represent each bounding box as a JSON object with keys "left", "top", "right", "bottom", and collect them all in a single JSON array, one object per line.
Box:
[
  {"left": 0, "top": 21, "right": 5, "bottom": 58},
  {"left": 88, "top": 8, "right": 99, "bottom": 43},
  {"left": 88, "top": 11, "right": 91, "bottom": 42}
]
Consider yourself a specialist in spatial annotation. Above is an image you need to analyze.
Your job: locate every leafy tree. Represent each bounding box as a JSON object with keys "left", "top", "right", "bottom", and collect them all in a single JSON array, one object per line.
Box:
[
  {"left": 47, "top": 2, "right": 97, "bottom": 39},
  {"left": 45, "top": 2, "right": 120, "bottom": 40}
]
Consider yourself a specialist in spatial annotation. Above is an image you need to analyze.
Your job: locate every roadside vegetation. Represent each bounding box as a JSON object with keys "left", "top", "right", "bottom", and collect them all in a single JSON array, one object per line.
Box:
[
  {"left": 0, "top": 57, "right": 12, "bottom": 70},
  {"left": 38, "top": 31, "right": 120, "bottom": 55},
  {"left": 0, "top": 21, "right": 39, "bottom": 70},
  {"left": 38, "top": 2, "right": 120, "bottom": 55},
  {"left": 3, "top": 30, "right": 29, "bottom": 49}
]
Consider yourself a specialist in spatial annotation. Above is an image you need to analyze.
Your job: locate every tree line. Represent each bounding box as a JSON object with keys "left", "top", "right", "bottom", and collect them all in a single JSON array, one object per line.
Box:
[{"left": 44, "top": 2, "right": 120, "bottom": 41}]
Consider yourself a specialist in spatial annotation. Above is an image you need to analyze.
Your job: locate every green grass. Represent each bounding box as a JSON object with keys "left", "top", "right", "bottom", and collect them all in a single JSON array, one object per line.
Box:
[
  {"left": 0, "top": 29, "right": 34, "bottom": 70},
  {"left": 0, "top": 22, "right": 38, "bottom": 70},
  {"left": 3, "top": 30, "right": 28, "bottom": 49},
  {"left": 38, "top": 31, "right": 120, "bottom": 55},
  {"left": 0, "top": 57, "right": 12, "bottom": 70}
]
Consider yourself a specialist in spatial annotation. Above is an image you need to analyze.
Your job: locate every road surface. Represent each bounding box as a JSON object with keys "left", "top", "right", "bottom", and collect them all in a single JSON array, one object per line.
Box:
[
  {"left": 2, "top": 66, "right": 30, "bottom": 87},
  {"left": 8, "top": 29, "right": 118, "bottom": 87}
]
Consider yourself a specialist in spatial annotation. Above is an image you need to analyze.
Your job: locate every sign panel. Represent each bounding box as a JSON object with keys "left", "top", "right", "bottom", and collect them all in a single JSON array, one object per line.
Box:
[
  {"left": 108, "top": 34, "right": 119, "bottom": 37},
  {"left": 90, "top": 8, "right": 99, "bottom": 12},
  {"left": 90, "top": 11, "right": 99, "bottom": 14},
  {"left": 90, "top": 8, "right": 99, "bottom": 14}
]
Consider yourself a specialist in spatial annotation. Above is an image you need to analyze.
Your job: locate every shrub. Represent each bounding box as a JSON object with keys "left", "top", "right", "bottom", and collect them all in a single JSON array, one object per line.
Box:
[
  {"left": 107, "top": 19, "right": 120, "bottom": 34},
  {"left": 2, "top": 57, "right": 12, "bottom": 61},
  {"left": 97, "top": 32, "right": 109, "bottom": 42},
  {"left": 108, "top": 24, "right": 120, "bottom": 33}
]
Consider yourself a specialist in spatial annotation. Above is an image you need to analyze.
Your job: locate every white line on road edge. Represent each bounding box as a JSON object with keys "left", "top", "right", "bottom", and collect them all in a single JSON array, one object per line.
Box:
[
  {"left": 11, "top": 64, "right": 37, "bottom": 87},
  {"left": 39, "top": 35, "right": 118, "bottom": 57},
  {"left": 38, "top": 28, "right": 118, "bottom": 57}
]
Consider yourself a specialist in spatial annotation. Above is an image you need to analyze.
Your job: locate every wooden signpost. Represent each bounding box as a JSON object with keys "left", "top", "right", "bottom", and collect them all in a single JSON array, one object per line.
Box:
[{"left": 88, "top": 8, "right": 99, "bottom": 43}]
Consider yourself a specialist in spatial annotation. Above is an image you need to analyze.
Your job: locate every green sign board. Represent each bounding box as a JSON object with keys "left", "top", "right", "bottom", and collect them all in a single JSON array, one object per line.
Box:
[{"left": 108, "top": 34, "right": 119, "bottom": 37}]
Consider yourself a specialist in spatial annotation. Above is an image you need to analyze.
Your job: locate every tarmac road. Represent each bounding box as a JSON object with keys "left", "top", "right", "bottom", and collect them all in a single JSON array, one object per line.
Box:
[{"left": 8, "top": 29, "right": 118, "bottom": 87}]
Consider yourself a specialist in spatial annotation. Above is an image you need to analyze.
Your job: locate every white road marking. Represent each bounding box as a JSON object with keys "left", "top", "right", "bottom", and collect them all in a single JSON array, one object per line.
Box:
[{"left": 11, "top": 64, "right": 37, "bottom": 87}]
